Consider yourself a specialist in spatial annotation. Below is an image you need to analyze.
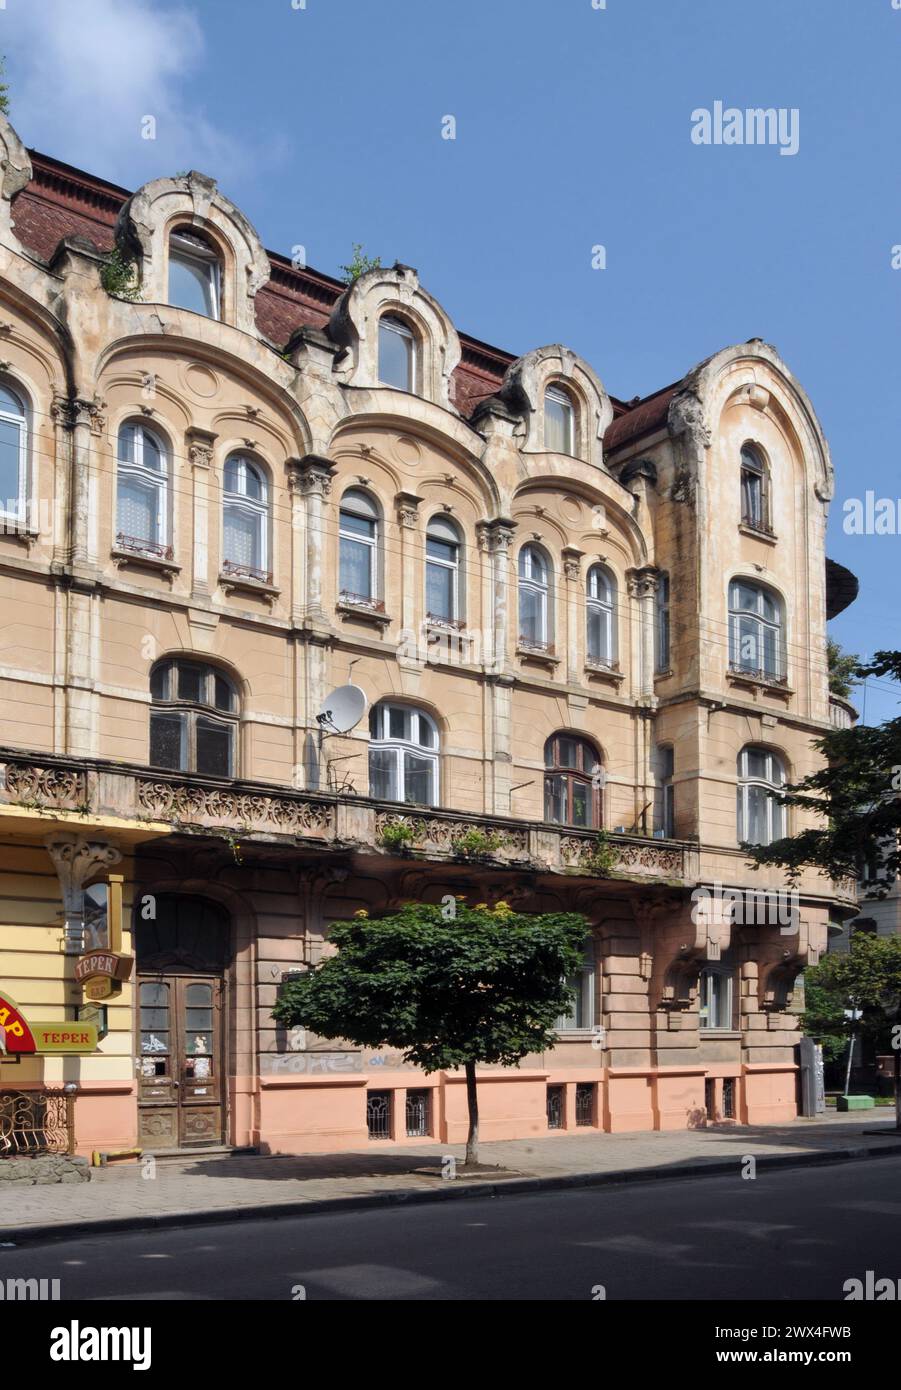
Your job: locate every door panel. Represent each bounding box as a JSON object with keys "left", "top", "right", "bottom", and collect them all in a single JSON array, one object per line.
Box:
[{"left": 137, "top": 974, "right": 224, "bottom": 1148}]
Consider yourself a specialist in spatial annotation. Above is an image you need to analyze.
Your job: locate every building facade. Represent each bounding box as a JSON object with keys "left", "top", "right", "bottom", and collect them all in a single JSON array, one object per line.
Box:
[{"left": 0, "top": 113, "right": 857, "bottom": 1156}]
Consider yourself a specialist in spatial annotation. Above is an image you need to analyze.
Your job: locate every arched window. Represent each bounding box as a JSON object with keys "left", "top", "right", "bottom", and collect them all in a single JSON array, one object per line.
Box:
[
  {"left": 737, "top": 746, "right": 785, "bottom": 846},
  {"left": 740, "top": 445, "right": 770, "bottom": 532},
  {"left": 519, "top": 545, "right": 551, "bottom": 650},
  {"left": 699, "top": 963, "right": 736, "bottom": 1031},
  {"left": 544, "top": 385, "right": 575, "bottom": 455},
  {"left": 729, "top": 579, "right": 785, "bottom": 680},
  {"left": 369, "top": 703, "right": 438, "bottom": 805},
  {"left": 426, "top": 514, "right": 462, "bottom": 625},
  {"left": 586, "top": 564, "right": 616, "bottom": 665},
  {"left": 116, "top": 422, "right": 170, "bottom": 557},
  {"left": 167, "top": 227, "right": 221, "bottom": 318},
  {"left": 339, "top": 489, "right": 380, "bottom": 605},
  {"left": 222, "top": 454, "right": 268, "bottom": 581},
  {"left": 544, "top": 733, "right": 602, "bottom": 829},
  {"left": 378, "top": 315, "right": 417, "bottom": 392},
  {"left": 150, "top": 660, "right": 237, "bottom": 776},
  {"left": 0, "top": 381, "right": 28, "bottom": 525}
]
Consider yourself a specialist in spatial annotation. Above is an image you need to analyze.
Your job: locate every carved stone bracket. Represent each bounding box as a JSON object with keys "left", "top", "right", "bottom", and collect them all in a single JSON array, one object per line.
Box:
[{"left": 45, "top": 833, "right": 122, "bottom": 954}]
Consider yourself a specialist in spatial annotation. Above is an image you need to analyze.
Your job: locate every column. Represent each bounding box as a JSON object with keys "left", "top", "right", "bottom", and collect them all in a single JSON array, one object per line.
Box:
[{"left": 186, "top": 429, "right": 217, "bottom": 597}]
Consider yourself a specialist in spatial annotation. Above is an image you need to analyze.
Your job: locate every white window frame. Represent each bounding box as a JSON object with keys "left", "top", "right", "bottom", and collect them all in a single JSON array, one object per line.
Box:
[
  {"left": 369, "top": 703, "right": 438, "bottom": 806},
  {"left": 544, "top": 385, "right": 575, "bottom": 455},
  {"left": 425, "top": 515, "right": 462, "bottom": 625},
  {"left": 518, "top": 545, "right": 550, "bottom": 648},
  {"left": 0, "top": 382, "right": 28, "bottom": 527},
  {"left": 168, "top": 230, "right": 221, "bottom": 320},
  {"left": 737, "top": 746, "right": 786, "bottom": 846},
  {"left": 586, "top": 564, "right": 616, "bottom": 665},
  {"left": 378, "top": 315, "right": 417, "bottom": 393},
  {"left": 115, "top": 422, "right": 169, "bottom": 554},
  {"left": 339, "top": 489, "right": 380, "bottom": 603},
  {"left": 729, "top": 579, "right": 785, "bottom": 680},
  {"left": 699, "top": 965, "right": 735, "bottom": 1032},
  {"left": 556, "top": 943, "right": 596, "bottom": 1033},
  {"left": 222, "top": 454, "right": 269, "bottom": 579}
]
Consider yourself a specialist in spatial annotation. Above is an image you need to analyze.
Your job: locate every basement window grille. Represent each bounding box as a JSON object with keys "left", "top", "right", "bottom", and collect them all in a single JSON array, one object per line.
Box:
[
  {"left": 575, "top": 1082, "right": 595, "bottom": 1127},
  {"left": 367, "top": 1089, "right": 392, "bottom": 1140},
  {"left": 405, "top": 1089, "right": 430, "bottom": 1138},
  {"left": 546, "top": 1084, "right": 564, "bottom": 1130}
]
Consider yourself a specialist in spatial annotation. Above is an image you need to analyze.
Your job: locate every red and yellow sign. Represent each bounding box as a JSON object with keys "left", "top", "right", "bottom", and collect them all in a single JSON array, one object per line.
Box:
[{"left": 0, "top": 993, "right": 98, "bottom": 1054}]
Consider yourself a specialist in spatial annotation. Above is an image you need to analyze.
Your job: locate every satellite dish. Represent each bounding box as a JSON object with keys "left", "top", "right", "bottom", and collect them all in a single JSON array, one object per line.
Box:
[{"left": 316, "top": 685, "right": 367, "bottom": 734}]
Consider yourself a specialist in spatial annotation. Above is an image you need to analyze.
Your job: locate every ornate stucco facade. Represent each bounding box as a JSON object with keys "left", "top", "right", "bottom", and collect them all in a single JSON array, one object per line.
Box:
[{"left": 0, "top": 113, "right": 857, "bottom": 1155}]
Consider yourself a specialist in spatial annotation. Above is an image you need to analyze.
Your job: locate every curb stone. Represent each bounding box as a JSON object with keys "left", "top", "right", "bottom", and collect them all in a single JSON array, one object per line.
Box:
[{"left": 4, "top": 1138, "right": 901, "bottom": 1247}]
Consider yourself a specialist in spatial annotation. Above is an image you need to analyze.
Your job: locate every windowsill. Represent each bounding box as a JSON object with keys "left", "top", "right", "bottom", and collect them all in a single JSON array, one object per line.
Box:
[
  {"left": 0, "top": 522, "right": 39, "bottom": 550},
  {"left": 726, "top": 667, "right": 793, "bottom": 697},
  {"left": 337, "top": 598, "right": 391, "bottom": 628},
  {"left": 699, "top": 1030, "right": 741, "bottom": 1039},
  {"left": 738, "top": 523, "right": 777, "bottom": 544},
  {"left": 219, "top": 572, "right": 279, "bottom": 602},
  {"left": 111, "top": 547, "right": 180, "bottom": 577},
  {"left": 584, "top": 661, "right": 624, "bottom": 683},
  {"left": 554, "top": 1029, "right": 599, "bottom": 1041},
  {"left": 654, "top": 668, "right": 673, "bottom": 681},
  {"left": 516, "top": 644, "right": 559, "bottom": 668},
  {"left": 424, "top": 617, "right": 468, "bottom": 635}
]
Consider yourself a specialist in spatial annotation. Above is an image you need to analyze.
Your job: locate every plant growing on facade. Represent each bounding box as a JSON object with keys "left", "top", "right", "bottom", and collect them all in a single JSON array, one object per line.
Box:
[
  {"left": 272, "top": 901, "right": 588, "bottom": 1165},
  {"left": 584, "top": 830, "right": 618, "bottom": 877},
  {"left": 827, "top": 638, "right": 859, "bottom": 701},
  {"left": 450, "top": 827, "right": 509, "bottom": 860},
  {"left": 0, "top": 58, "right": 10, "bottom": 117},
  {"left": 100, "top": 246, "right": 142, "bottom": 301},
  {"left": 339, "top": 243, "right": 382, "bottom": 284},
  {"left": 378, "top": 820, "right": 418, "bottom": 852}
]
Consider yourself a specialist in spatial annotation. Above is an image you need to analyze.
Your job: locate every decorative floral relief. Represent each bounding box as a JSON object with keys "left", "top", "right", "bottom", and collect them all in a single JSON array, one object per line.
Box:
[
  {"left": 560, "top": 834, "right": 683, "bottom": 877},
  {"left": 136, "top": 780, "right": 333, "bottom": 836},
  {"left": 3, "top": 764, "right": 87, "bottom": 808},
  {"left": 375, "top": 812, "right": 528, "bottom": 857}
]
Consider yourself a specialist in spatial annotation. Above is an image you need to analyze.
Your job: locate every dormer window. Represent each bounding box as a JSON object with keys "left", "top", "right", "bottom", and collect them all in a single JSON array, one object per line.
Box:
[
  {"left": 544, "top": 386, "right": 575, "bottom": 455},
  {"left": 378, "top": 316, "right": 417, "bottom": 392},
  {"left": 168, "top": 228, "right": 220, "bottom": 319}
]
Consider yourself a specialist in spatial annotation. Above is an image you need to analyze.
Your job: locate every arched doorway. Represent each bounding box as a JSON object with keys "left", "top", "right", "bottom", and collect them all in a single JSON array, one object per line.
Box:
[{"left": 135, "top": 896, "right": 230, "bottom": 1149}]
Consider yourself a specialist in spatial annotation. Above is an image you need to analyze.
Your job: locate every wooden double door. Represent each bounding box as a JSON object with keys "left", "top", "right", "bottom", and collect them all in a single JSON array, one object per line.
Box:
[{"left": 137, "top": 974, "right": 225, "bottom": 1148}]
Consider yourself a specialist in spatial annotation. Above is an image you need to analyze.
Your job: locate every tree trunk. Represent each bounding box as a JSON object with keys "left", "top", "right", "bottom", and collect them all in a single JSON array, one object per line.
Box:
[{"left": 464, "top": 1059, "right": 479, "bottom": 1167}]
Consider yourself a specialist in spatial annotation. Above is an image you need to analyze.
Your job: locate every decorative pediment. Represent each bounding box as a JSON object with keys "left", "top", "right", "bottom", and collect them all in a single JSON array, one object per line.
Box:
[{"left": 497, "top": 344, "right": 613, "bottom": 470}]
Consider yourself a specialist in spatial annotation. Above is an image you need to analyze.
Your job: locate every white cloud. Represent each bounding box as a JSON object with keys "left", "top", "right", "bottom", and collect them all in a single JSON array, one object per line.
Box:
[{"left": 3, "top": 0, "right": 248, "bottom": 184}]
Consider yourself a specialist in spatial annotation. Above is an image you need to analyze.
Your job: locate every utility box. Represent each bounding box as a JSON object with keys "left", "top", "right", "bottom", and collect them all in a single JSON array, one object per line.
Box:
[{"left": 797, "top": 1036, "right": 826, "bottom": 1116}]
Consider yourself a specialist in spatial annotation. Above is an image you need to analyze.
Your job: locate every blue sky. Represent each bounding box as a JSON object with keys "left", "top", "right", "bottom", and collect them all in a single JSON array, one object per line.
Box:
[{"left": 4, "top": 0, "right": 900, "bottom": 722}]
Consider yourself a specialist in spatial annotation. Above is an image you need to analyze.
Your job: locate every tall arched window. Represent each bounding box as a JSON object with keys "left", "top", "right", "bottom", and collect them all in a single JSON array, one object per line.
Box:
[
  {"left": 222, "top": 454, "right": 269, "bottom": 581},
  {"left": 167, "top": 227, "right": 221, "bottom": 318},
  {"left": 116, "top": 422, "right": 170, "bottom": 557},
  {"left": 519, "top": 545, "right": 551, "bottom": 650},
  {"left": 740, "top": 445, "right": 770, "bottom": 532},
  {"left": 149, "top": 660, "right": 238, "bottom": 776},
  {"left": 369, "top": 703, "right": 438, "bottom": 805},
  {"left": 544, "top": 733, "right": 602, "bottom": 829},
  {"left": 0, "top": 381, "right": 28, "bottom": 525},
  {"left": 544, "top": 385, "right": 575, "bottom": 455},
  {"left": 378, "top": 315, "right": 417, "bottom": 392},
  {"left": 426, "top": 514, "right": 462, "bottom": 625},
  {"left": 339, "top": 489, "right": 380, "bottom": 605},
  {"left": 586, "top": 564, "right": 616, "bottom": 665},
  {"left": 729, "top": 579, "right": 785, "bottom": 680},
  {"left": 656, "top": 572, "right": 671, "bottom": 672},
  {"left": 737, "top": 746, "right": 785, "bottom": 845}
]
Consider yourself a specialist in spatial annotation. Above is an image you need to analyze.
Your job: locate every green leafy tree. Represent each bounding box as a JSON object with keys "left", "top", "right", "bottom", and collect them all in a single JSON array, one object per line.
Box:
[
  {"left": 827, "top": 638, "right": 859, "bottom": 701},
  {"left": 272, "top": 900, "right": 588, "bottom": 1165},
  {"left": 339, "top": 243, "right": 382, "bottom": 284},
  {"left": 802, "top": 934, "right": 901, "bottom": 1123},
  {"left": 0, "top": 58, "right": 10, "bottom": 117},
  {"left": 748, "top": 651, "right": 901, "bottom": 888}
]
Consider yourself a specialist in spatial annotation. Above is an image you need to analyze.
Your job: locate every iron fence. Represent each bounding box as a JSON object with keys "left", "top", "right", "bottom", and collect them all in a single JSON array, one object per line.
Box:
[{"left": 0, "top": 1090, "right": 74, "bottom": 1155}]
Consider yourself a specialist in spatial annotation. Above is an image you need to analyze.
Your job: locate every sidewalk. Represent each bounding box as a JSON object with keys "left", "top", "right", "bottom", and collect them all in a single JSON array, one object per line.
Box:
[{"left": 4, "top": 1111, "right": 900, "bottom": 1244}]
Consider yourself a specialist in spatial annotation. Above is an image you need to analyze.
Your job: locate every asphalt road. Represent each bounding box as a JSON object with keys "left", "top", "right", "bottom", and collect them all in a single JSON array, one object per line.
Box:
[{"left": 5, "top": 1155, "right": 901, "bottom": 1301}]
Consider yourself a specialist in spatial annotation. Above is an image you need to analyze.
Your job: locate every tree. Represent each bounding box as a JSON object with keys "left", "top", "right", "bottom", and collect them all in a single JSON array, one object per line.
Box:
[
  {"left": 826, "top": 637, "right": 859, "bottom": 701},
  {"left": 0, "top": 58, "right": 9, "bottom": 117},
  {"left": 748, "top": 651, "right": 901, "bottom": 887},
  {"left": 272, "top": 900, "right": 588, "bottom": 1165},
  {"left": 339, "top": 243, "right": 382, "bottom": 284},
  {"left": 801, "top": 934, "right": 901, "bottom": 1124}
]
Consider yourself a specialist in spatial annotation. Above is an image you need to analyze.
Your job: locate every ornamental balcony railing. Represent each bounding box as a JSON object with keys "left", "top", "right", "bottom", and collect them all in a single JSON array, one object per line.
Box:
[
  {"left": 338, "top": 590, "right": 386, "bottom": 613},
  {"left": 221, "top": 559, "right": 272, "bottom": 585},
  {"left": 114, "top": 533, "right": 175, "bottom": 562},
  {"left": 0, "top": 1089, "right": 74, "bottom": 1156},
  {"left": 828, "top": 695, "right": 858, "bottom": 729}
]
